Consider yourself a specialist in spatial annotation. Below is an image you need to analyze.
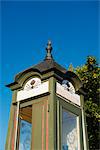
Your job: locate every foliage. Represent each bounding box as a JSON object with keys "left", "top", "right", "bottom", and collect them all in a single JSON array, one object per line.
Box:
[
  {"left": 75, "top": 56, "right": 100, "bottom": 149},
  {"left": 68, "top": 63, "right": 74, "bottom": 72}
]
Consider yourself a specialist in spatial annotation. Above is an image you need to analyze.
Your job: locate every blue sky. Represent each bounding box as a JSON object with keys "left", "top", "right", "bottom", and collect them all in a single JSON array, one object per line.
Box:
[{"left": 1, "top": 1, "right": 99, "bottom": 149}]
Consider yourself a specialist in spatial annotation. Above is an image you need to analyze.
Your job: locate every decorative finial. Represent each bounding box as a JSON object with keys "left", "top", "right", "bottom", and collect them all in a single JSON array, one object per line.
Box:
[{"left": 45, "top": 40, "right": 53, "bottom": 60}]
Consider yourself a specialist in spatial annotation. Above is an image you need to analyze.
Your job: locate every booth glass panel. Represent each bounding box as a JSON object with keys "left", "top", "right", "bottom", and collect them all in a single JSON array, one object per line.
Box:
[
  {"left": 62, "top": 109, "right": 79, "bottom": 150},
  {"left": 18, "top": 106, "right": 32, "bottom": 150},
  {"left": 19, "top": 120, "right": 32, "bottom": 150}
]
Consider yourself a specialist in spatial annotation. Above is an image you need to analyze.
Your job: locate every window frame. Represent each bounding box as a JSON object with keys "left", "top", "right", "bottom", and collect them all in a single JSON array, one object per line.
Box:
[{"left": 57, "top": 96, "right": 83, "bottom": 150}]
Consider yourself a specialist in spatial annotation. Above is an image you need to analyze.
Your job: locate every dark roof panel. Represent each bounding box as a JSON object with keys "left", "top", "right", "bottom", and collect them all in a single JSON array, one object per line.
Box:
[
  {"left": 34, "top": 60, "right": 66, "bottom": 73},
  {"left": 15, "top": 59, "right": 67, "bottom": 81}
]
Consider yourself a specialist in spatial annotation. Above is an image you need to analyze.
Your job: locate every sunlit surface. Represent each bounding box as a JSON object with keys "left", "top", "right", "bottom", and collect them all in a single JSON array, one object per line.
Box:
[
  {"left": 62, "top": 109, "right": 78, "bottom": 150},
  {"left": 19, "top": 120, "right": 32, "bottom": 150}
]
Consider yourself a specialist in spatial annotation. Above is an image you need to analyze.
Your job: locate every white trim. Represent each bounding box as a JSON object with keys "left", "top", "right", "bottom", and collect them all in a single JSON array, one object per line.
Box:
[
  {"left": 17, "top": 81, "right": 49, "bottom": 101},
  {"left": 82, "top": 108, "right": 88, "bottom": 150},
  {"left": 56, "top": 82, "right": 80, "bottom": 106}
]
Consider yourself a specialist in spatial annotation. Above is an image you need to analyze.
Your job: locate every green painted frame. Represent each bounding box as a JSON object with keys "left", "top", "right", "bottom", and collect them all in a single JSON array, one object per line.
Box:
[{"left": 56, "top": 96, "right": 84, "bottom": 150}]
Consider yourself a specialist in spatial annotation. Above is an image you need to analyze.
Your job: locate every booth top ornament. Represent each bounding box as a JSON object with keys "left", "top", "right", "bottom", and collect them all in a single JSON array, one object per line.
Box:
[{"left": 45, "top": 40, "right": 53, "bottom": 60}]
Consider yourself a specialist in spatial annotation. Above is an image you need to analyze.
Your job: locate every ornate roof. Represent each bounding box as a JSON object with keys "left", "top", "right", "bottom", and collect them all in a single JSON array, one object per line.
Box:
[
  {"left": 15, "top": 59, "right": 67, "bottom": 81},
  {"left": 6, "top": 41, "right": 85, "bottom": 95},
  {"left": 15, "top": 41, "right": 66, "bottom": 81}
]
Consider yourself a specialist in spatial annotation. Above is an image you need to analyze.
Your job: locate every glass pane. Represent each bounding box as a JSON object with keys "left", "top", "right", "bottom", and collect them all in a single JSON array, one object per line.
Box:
[
  {"left": 62, "top": 109, "right": 79, "bottom": 150},
  {"left": 19, "top": 120, "right": 32, "bottom": 150}
]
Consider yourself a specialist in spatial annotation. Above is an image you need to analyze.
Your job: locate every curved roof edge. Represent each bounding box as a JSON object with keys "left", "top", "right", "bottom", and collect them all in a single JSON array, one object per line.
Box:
[{"left": 14, "top": 59, "right": 67, "bottom": 81}]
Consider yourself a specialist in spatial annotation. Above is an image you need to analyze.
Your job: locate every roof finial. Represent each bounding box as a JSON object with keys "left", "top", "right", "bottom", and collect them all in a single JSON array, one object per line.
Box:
[{"left": 45, "top": 40, "right": 53, "bottom": 60}]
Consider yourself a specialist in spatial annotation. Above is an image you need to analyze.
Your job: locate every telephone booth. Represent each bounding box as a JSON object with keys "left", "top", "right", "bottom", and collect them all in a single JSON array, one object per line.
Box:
[{"left": 6, "top": 41, "right": 88, "bottom": 150}]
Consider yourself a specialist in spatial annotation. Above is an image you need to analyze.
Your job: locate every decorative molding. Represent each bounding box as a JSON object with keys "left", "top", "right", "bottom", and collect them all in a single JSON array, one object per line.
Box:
[
  {"left": 56, "top": 82, "right": 80, "bottom": 106},
  {"left": 62, "top": 80, "right": 75, "bottom": 94},
  {"left": 17, "top": 81, "right": 49, "bottom": 102},
  {"left": 24, "top": 78, "right": 41, "bottom": 91}
]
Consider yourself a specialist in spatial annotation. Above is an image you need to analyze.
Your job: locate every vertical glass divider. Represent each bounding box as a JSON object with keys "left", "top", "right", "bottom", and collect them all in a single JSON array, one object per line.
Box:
[{"left": 77, "top": 116, "right": 80, "bottom": 150}]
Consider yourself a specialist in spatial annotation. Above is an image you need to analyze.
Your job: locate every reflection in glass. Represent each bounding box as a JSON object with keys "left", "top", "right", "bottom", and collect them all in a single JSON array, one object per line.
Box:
[
  {"left": 19, "top": 120, "right": 32, "bottom": 150},
  {"left": 62, "top": 109, "right": 78, "bottom": 150}
]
